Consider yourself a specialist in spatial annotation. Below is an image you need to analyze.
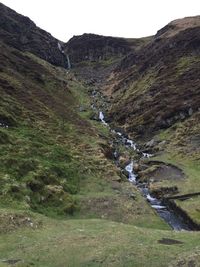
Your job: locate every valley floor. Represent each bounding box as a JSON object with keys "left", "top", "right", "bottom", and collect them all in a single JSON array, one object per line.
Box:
[{"left": 1, "top": 208, "right": 200, "bottom": 267}]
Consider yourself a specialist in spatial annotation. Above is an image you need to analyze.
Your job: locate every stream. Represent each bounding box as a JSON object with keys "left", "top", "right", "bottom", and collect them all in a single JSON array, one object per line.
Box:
[{"left": 97, "top": 110, "right": 190, "bottom": 231}]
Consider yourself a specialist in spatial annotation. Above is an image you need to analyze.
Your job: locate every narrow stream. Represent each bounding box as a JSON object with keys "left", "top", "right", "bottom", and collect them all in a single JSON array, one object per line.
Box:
[{"left": 97, "top": 110, "right": 190, "bottom": 231}]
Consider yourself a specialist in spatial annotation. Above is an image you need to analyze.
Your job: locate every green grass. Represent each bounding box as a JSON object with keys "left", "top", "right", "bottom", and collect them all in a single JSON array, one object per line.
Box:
[
  {"left": 0, "top": 209, "right": 200, "bottom": 267},
  {"left": 143, "top": 111, "right": 200, "bottom": 224}
]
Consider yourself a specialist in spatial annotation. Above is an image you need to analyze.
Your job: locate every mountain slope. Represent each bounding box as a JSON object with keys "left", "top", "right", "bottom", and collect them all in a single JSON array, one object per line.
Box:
[
  {"left": 100, "top": 16, "right": 200, "bottom": 227},
  {"left": 0, "top": 2, "right": 67, "bottom": 67},
  {"left": 0, "top": 4, "right": 167, "bottom": 228},
  {"left": 106, "top": 16, "right": 200, "bottom": 138}
]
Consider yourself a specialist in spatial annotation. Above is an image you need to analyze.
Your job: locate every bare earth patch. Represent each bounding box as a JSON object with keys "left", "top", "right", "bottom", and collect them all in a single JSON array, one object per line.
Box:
[{"left": 147, "top": 161, "right": 185, "bottom": 181}]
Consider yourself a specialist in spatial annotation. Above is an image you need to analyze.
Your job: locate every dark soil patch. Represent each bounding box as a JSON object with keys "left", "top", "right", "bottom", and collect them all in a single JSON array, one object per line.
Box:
[
  {"left": 158, "top": 238, "right": 184, "bottom": 245},
  {"left": 148, "top": 161, "right": 185, "bottom": 181}
]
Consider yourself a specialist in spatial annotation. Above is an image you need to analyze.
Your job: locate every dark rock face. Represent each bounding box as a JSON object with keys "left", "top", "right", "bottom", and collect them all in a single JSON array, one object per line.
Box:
[
  {"left": 0, "top": 3, "right": 67, "bottom": 68},
  {"left": 64, "top": 33, "right": 132, "bottom": 64}
]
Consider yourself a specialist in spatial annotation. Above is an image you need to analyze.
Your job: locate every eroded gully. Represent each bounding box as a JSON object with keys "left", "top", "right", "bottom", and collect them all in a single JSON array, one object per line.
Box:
[{"left": 93, "top": 93, "right": 191, "bottom": 231}]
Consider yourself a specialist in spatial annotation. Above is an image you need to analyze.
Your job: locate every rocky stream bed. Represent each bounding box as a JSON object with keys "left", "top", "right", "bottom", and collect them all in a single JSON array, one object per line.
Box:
[{"left": 91, "top": 90, "right": 197, "bottom": 231}]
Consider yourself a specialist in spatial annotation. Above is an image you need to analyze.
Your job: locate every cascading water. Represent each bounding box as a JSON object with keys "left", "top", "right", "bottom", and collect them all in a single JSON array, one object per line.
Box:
[
  {"left": 57, "top": 42, "right": 71, "bottom": 70},
  {"left": 125, "top": 161, "right": 136, "bottom": 183},
  {"left": 96, "top": 108, "right": 191, "bottom": 230},
  {"left": 99, "top": 111, "right": 108, "bottom": 125},
  {"left": 66, "top": 55, "right": 71, "bottom": 70}
]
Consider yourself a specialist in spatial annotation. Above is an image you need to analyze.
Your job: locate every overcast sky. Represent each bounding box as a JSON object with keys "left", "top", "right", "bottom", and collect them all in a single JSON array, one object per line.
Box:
[{"left": 1, "top": 0, "right": 200, "bottom": 42}]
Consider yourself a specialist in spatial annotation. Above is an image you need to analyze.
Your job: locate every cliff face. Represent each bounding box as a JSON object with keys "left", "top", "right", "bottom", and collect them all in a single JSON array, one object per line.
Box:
[
  {"left": 64, "top": 33, "right": 132, "bottom": 64},
  {"left": 0, "top": 3, "right": 67, "bottom": 67}
]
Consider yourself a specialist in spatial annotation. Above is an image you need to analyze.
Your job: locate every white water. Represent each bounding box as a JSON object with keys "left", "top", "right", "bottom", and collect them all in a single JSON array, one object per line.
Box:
[
  {"left": 96, "top": 100, "right": 191, "bottom": 230},
  {"left": 151, "top": 205, "right": 166, "bottom": 209},
  {"left": 142, "top": 152, "right": 152, "bottom": 158},
  {"left": 0, "top": 122, "right": 8, "bottom": 128},
  {"left": 146, "top": 193, "right": 157, "bottom": 202},
  {"left": 126, "top": 139, "right": 137, "bottom": 150},
  {"left": 57, "top": 42, "right": 71, "bottom": 69},
  {"left": 99, "top": 111, "right": 108, "bottom": 125},
  {"left": 57, "top": 42, "right": 63, "bottom": 52},
  {"left": 66, "top": 55, "right": 71, "bottom": 69},
  {"left": 125, "top": 161, "right": 136, "bottom": 183}
]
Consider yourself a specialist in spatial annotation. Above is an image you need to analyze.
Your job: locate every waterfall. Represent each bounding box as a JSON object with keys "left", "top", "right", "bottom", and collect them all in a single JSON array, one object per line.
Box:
[
  {"left": 66, "top": 55, "right": 71, "bottom": 69},
  {"left": 99, "top": 111, "right": 108, "bottom": 125},
  {"left": 125, "top": 161, "right": 136, "bottom": 183},
  {"left": 58, "top": 42, "right": 63, "bottom": 52},
  {"left": 57, "top": 42, "right": 71, "bottom": 70},
  {"left": 97, "top": 103, "right": 190, "bottom": 230}
]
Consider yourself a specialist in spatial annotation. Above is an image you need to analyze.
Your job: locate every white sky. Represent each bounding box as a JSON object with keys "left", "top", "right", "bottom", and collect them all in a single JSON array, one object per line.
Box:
[{"left": 1, "top": 0, "right": 200, "bottom": 42}]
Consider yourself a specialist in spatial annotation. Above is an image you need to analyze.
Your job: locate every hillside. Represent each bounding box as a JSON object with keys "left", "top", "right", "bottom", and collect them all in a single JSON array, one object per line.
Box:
[
  {"left": 0, "top": 3, "right": 200, "bottom": 267},
  {"left": 98, "top": 16, "right": 200, "bottom": 232},
  {"left": 0, "top": 3, "right": 67, "bottom": 67}
]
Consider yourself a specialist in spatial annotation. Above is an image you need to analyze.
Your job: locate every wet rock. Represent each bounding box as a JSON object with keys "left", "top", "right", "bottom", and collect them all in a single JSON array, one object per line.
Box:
[
  {"left": 180, "top": 112, "right": 186, "bottom": 120},
  {"left": 122, "top": 169, "right": 130, "bottom": 179},
  {"left": 188, "top": 107, "right": 193, "bottom": 116}
]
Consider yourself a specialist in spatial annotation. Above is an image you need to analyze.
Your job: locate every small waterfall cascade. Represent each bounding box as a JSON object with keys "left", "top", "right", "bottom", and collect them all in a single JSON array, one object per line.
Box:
[
  {"left": 66, "top": 55, "right": 71, "bottom": 69},
  {"left": 95, "top": 100, "right": 191, "bottom": 230},
  {"left": 99, "top": 111, "right": 108, "bottom": 125},
  {"left": 57, "top": 42, "right": 71, "bottom": 70}
]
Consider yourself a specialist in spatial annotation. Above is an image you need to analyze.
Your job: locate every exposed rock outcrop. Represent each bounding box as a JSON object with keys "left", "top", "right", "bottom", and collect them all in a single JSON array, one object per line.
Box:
[{"left": 64, "top": 33, "right": 132, "bottom": 64}]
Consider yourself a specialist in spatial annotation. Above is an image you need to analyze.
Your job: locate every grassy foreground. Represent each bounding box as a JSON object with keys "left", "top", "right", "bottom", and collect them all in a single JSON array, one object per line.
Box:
[{"left": 0, "top": 208, "right": 200, "bottom": 267}]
